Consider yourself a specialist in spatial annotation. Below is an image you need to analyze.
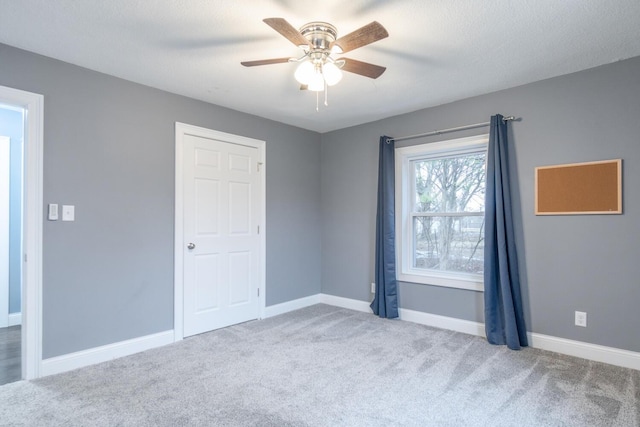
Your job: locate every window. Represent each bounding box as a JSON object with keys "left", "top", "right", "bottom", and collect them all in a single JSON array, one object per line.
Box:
[{"left": 395, "top": 134, "right": 488, "bottom": 291}]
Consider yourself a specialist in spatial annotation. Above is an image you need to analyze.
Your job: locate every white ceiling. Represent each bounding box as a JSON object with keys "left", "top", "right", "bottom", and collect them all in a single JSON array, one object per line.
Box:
[{"left": 2, "top": 1, "right": 640, "bottom": 133}]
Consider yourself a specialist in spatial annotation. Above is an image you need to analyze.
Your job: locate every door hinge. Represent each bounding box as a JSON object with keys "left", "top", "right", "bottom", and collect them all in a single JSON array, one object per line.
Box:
[
  {"left": 257, "top": 288, "right": 260, "bottom": 297},
  {"left": 24, "top": 254, "right": 27, "bottom": 262},
  {"left": 257, "top": 225, "right": 260, "bottom": 234}
]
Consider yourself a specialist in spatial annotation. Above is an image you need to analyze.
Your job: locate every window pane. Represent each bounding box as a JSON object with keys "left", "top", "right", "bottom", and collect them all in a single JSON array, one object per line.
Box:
[
  {"left": 413, "top": 215, "right": 484, "bottom": 274},
  {"left": 413, "top": 152, "right": 486, "bottom": 213}
]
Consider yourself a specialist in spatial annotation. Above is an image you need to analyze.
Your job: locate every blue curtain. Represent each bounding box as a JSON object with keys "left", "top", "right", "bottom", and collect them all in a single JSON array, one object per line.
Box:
[
  {"left": 484, "top": 115, "right": 528, "bottom": 350},
  {"left": 371, "top": 136, "right": 399, "bottom": 318}
]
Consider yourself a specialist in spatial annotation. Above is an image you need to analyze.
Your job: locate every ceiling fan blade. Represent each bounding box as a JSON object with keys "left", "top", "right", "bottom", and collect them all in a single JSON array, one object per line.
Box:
[
  {"left": 339, "top": 58, "right": 386, "bottom": 79},
  {"left": 241, "top": 57, "right": 292, "bottom": 67},
  {"left": 331, "top": 21, "right": 388, "bottom": 53},
  {"left": 263, "top": 18, "right": 309, "bottom": 48}
]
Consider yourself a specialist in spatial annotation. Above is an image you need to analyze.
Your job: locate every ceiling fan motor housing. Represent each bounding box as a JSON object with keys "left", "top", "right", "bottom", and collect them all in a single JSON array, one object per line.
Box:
[{"left": 299, "top": 22, "right": 338, "bottom": 54}]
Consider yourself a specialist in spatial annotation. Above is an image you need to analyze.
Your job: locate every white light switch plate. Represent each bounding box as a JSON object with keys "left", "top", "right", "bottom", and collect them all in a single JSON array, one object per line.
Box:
[
  {"left": 48, "top": 203, "right": 59, "bottom": 221},
  {"left": 62, "top": 205, "right": 75, "bottom": 221}
]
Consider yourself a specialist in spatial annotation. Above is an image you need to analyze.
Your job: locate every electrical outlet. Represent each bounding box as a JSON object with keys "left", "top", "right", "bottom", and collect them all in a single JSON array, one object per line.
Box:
[
  {"left": 371, "top": 282, "right": 376, "bottom": 294},
  {"left": 575, "top": 311, "right": 587, "bottom": 327}
]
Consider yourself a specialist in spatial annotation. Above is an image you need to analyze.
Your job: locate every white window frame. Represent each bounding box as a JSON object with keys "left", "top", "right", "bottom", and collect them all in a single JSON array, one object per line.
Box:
[{"left": 395, "top": 134, "right": 489, "bottom": 292}]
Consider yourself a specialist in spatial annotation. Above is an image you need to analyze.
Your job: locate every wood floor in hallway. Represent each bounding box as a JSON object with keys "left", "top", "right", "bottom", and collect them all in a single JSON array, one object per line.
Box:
[{"left": 0, "top": 325, "right": 21, "bottom": 385}]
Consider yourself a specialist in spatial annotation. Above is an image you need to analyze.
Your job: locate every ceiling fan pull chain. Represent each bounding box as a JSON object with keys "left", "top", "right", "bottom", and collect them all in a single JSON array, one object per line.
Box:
[
  {"left": 316, "top": 91, "right": 319, "bottom": 112},
  {"left": 324, "top": 81, "right": 329, "bottom": 107}
]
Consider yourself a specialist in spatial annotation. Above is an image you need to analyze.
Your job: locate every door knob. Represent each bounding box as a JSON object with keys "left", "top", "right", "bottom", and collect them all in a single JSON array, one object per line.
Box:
[{"left": 187, "top": 243, "right": 196, "bottom": 250}]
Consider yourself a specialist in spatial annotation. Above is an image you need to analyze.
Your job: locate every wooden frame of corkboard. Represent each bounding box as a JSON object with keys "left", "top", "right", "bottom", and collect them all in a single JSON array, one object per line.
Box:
[{"left": 535, "top": 159, "right": 622, "bottom": 215}]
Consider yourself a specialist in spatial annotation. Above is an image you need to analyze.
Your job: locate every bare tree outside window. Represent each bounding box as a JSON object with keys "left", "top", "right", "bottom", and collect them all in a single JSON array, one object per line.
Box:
[{"left": 412, "top": 152, "right": 486, "bottom": 274}]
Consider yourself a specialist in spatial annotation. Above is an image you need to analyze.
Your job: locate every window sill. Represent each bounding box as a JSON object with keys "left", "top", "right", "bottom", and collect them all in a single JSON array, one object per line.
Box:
[{"left": 397, "top": 271, "right": 484, "bottom": 292}]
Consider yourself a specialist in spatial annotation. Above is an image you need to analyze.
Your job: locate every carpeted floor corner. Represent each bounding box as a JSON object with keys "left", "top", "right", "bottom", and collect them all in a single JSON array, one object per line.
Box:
[{"left": 0, "top": 304, "right": 638, "bottom": 426}]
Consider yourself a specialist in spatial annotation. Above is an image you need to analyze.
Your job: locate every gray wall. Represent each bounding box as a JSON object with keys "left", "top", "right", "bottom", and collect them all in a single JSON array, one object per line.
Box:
[
  {"left": 0, "top": 44, "right": 322, "bottom": 358},
  {"left": 321, "top": 56, "right": 640, "bottom": 353},
  {"left": 0, "top": 106, "right": 23, "bottom": 314}
]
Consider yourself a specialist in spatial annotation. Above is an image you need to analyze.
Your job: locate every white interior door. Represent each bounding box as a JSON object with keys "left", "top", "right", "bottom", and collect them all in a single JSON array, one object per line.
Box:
[
  {"left": 0, "top": 136, "right": 9, "bottom": 328},
  {"left": 180, "top": 129, "right": 262, "bottom": 337}
]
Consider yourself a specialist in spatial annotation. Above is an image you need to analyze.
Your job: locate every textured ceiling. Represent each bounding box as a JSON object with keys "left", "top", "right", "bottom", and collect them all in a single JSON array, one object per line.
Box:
[{"left": 2, "top": 1, "right": 640, "bottom": 132}]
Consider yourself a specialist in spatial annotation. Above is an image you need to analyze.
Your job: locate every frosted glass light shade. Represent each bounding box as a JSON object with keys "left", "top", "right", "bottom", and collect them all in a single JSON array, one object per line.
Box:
[
  {"left": 294, "top": 61, "right": 314, "bottom": 85},
  {"left": 308, "top": 72, "right": 325, "bottom": 91},
  {"left": 322, "top": 62, "right": 343, "bottom": 86}
]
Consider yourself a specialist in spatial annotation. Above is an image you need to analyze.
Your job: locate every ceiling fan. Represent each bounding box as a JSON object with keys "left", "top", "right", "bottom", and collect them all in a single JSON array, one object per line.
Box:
[{"left": 241, "top": 18, "right": 389, "bottom": 95}]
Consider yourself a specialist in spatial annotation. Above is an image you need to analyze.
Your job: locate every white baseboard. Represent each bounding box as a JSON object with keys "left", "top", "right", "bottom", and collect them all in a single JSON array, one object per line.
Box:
[
  {"left": 38, "top": 294, "right": 640, "bottom": 377},
  {"left": 319, "top": 294, "right": 373, "bottom": 313},
  {"left": 41, "top": 330, "right": 174, "bottom": 377},
  {"left": 263, "top": 293, "right": 372, "bottom": 318},
  {"left": 314, "top": 293, "right": 640, "bottom": 371},
  {"left": 8, "top": 312, "right": 21, "bottom": 326},
  {"left": 528, "top": 332, "right": 640, "bottom": 371},
  {"left": 399, "top": 307, "right": 486, "bottom": 337},
  {"left": 263, "top": 294, "right": 322, "bottom": 318}
]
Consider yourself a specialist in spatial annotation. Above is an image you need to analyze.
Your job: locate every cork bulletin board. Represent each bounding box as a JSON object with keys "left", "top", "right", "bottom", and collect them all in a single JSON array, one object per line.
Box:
[{"left": 535, "top": 159, "right": 622, "bottom": 215}]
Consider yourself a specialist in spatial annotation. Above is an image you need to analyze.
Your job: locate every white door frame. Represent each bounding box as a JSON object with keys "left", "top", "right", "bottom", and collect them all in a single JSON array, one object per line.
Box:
[
  {"left": 174, "top": 122, "right": 265, "bottom": 342},
  {"left": 0, "top": 85, "right": 44, "bottom": 380},
  {"left": 0, "top": 136, "right": 9, "bottom": 328}
]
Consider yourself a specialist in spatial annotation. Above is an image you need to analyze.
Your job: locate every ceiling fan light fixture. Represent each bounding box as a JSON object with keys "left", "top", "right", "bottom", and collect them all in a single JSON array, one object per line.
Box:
[
  {"left": 322, "top": 62, "right": 343, "bottom": 86},
  {"left": 294, "top": 61, "right": 315, "bottom": 84},
  {"left": 242, "top": 18, "right": 388, "bottom": 107},
  {"left": 307, "top": 71, "right": 325, "bottom": 92}
]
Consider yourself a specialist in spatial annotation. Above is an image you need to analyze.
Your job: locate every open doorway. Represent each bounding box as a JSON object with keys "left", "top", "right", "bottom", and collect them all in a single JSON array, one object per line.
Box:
[
  {"left": 0, "top": 84, "right": 43, "bottom": 381},
  {"left": 0, "top": 105, "right": 24, "bottom": 384}
]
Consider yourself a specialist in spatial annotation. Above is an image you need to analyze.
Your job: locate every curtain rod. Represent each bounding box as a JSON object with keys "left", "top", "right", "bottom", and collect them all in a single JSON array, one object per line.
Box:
[{"left": 391, "top": 115, "right": 516, "bottom": 143}]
